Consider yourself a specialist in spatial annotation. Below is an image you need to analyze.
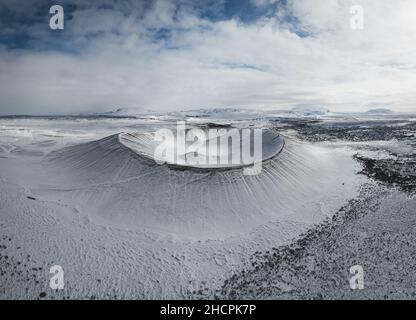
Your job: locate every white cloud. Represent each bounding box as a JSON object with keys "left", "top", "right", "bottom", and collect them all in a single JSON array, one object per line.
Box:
[{"left": 1, "top": 0, "right": 416, "bottom": 115}]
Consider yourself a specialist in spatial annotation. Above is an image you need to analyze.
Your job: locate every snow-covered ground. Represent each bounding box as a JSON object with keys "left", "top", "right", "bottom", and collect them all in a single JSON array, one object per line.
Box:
[{"left": 1, "top": 111, "right": 413, "bottom": 299}]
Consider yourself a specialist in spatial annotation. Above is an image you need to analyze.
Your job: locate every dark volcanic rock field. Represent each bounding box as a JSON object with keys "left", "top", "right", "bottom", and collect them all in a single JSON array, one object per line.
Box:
[{"left": 214, "top": 117, "right": 416, "bottom": 300}]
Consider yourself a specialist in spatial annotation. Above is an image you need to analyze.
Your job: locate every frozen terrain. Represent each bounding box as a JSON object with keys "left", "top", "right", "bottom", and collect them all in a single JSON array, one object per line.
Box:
[
  {"left": 0, "top": 110, "right": 415, "bottom": 299},
  {"left": 217, "top": 114, "right": 416, "bottom": 299}
]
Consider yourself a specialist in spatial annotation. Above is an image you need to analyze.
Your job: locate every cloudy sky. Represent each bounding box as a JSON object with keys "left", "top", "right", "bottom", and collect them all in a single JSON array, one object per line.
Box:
[{"left": 1, "top": 0, "right": 416, "bottom": 115}]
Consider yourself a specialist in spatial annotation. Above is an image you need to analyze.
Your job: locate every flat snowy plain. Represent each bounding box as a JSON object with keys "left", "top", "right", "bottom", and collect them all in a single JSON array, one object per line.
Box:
[{"left": 0, "top": 110, "right": 414, "bottom": 299}]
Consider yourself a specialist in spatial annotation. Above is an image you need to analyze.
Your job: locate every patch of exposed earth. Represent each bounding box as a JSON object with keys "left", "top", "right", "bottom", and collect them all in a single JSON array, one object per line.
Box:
[
  {"left": 289, "top": 119, "right": 416, "bottom": 143},
  {"left": 289, "top": 117, "right": 416, "bottom": 193}
]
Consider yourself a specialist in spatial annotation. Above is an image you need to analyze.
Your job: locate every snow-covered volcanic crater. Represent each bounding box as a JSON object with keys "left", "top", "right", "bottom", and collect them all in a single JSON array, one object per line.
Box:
[{"left": 35, "top": 127, "right": 359, "bottom": 240}]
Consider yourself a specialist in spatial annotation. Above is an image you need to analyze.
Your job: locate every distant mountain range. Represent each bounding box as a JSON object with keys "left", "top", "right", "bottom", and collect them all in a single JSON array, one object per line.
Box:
[
  {"left": 365, "top": 108, "right": 393, "bottom": 114},
  {"left": 70, "top": 106, "right": 398, "bottom": 119}
]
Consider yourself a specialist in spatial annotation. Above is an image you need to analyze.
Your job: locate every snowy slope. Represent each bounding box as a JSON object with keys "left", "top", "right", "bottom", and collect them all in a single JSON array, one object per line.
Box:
[{"left": 0, "top": 116, "right": 366, "bottom": 298}]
